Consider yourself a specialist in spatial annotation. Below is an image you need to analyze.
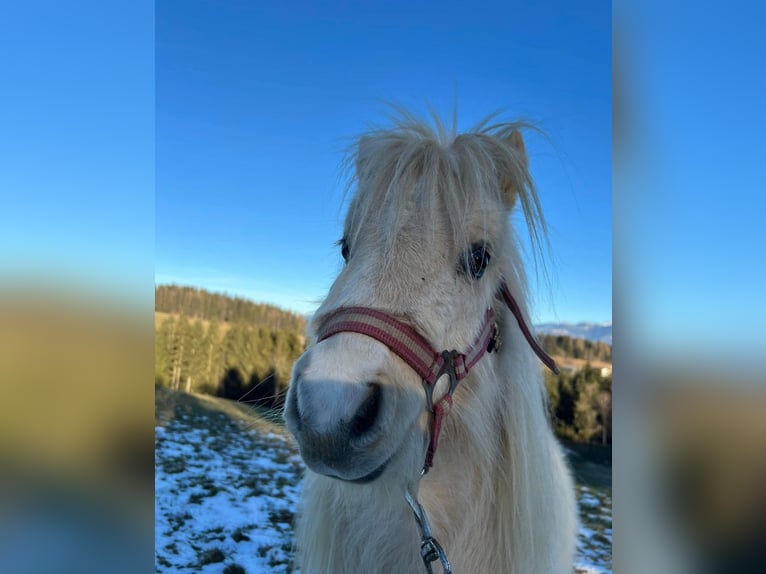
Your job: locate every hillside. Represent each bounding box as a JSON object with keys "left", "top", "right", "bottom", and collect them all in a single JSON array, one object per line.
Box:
[
  {"left": 154, "top": 286, "right": 307, "bottom": 405},
  {"left": 155, "top": 386, "right": 611, "bottom": 573},
  {"left": 155, "top": 387, "right": 300, "bottom": 573},
  {"left": 154, "top": 286, "right": 611, "bottom": 446}
]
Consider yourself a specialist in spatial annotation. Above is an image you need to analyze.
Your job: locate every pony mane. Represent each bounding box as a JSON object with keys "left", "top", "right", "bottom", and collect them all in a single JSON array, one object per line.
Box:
[{"left": 342, "top": 110, "right": 551, "bottom": 282}]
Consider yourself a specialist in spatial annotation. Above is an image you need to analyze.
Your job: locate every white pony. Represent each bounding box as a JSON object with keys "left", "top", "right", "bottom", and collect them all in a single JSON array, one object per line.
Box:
[{"left": 284, "top": 111, "right": 577, "bottom": 573}]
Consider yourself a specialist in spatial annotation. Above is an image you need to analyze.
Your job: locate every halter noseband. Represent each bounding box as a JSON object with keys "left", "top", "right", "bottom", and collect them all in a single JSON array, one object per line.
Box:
[{"left": 315, "top": 279, "right": 559, "bottom": 474}]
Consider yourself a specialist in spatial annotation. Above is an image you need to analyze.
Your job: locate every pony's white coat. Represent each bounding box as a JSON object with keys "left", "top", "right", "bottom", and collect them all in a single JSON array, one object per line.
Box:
[{"left": 284, "top": 112, "right": 577, "bottom": 573}]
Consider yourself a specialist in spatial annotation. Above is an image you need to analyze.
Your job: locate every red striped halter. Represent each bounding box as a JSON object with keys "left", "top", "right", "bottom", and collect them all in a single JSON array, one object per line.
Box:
[{"left": 316, "top": 279, "right": 559, "bottom": 474}]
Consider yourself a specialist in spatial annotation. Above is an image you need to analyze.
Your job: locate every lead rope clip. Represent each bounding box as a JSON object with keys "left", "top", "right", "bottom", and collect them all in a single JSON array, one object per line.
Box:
[{"left": 405, "top": 489, "right": 452, "bottom": 574}]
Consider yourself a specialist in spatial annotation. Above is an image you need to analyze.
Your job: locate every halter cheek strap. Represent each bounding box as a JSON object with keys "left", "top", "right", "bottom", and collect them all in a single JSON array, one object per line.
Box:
[{"left": 315, "top": 280, "right": 558, "bottom": 473}]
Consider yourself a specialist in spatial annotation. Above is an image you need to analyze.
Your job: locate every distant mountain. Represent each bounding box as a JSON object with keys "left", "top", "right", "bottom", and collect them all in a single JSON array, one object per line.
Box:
[{"left": 535, "top": 322, "right": 612, "bottom": 345}]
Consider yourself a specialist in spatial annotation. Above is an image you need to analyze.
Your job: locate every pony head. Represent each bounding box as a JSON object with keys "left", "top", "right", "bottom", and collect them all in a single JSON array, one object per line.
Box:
[{"left": 284, "top": 113, "right": 547, "bottom": 485}]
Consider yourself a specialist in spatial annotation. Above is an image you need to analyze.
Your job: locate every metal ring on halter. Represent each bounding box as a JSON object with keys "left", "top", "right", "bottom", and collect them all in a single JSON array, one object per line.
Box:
[
  {"left": 436, "top": 350, "right": 461, "bottom": 396},
  {"left": 422, "top": 350, "right": 460, "bottom": 412}
]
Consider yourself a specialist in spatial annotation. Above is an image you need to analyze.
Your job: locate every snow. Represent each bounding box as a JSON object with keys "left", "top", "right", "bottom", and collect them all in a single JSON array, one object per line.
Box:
[
  {"left": 155, "top": 411, "right": 302, "bottom": 573},
  {"left": 575, "top": 484, "right": 613, "bottom": 574},
  {"left": 155, "top": 399, "right": 611, "bottom": 573}
]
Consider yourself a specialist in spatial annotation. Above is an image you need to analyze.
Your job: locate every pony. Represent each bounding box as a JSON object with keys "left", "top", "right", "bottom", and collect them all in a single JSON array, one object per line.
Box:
[{"left": 283, "top": 111, "right": 577, "bottom": 573}]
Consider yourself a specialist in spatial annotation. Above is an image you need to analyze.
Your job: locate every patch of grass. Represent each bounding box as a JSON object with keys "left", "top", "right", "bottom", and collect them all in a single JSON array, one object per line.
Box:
[
  {"left": 257, "top": 545, "right": 269, "bottom": 558},
  {"left": 196, "top": 476, "right": 223, "bottom": 497},
  {"left": 268, "top": 553, "right": 289, "bottom": 568},
  {"left": 238, "top": 476, "right": 268, "bottom": 498},
  {"left": 207, "top": 436, "right": 236, "bottom": 452},
  {"left": 188, "top": 492, "right": 206, "bottom": 504},
  {"left": 275, "top": 475, "right": 291, "bottom": 489},
  {"left": 237, "top": 475, "right": 258, "bottom": 487},
  {"left": 198, "top": 547, "right": 225, "bottom": 565},
  {"left": 223, "top": 565, "right": 246, "bottom": 574},
  {"left": 167, "top": 511, "right": 192, "bottom": 530},
  {"left": 199, "top": 525, "right": 225, "bottom": 542},
  {"left": 268, "top": 508, "right": 294, "bottom": 528},
  {"left": 231, "top": 528, "right": 251, "bottom": 542},
  {"left": 272, "top": 453, "right": 290, "bottom": 466},
  {"left": 161, "top": 457, "right": 186, "bottom": 474}
]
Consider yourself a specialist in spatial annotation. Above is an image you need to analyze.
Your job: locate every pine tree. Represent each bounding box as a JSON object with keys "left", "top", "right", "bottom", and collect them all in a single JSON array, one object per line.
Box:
[
  {"left": 544, "top": 371, "right": 560, "bottom": 418},
  {"left": 574, "top": 376, "right": 600, "bottom": 443},
  {"left": 155, "top": 317, "right": 174, "bottom": 386},
  {"left": 596, "top": 390, "right": 612, "bottom": 445},
  {"left": 202, "top": 319, "right": 222, "bottom": 393},
  {"left": 170, "top": 316, "right": 192, "bottom": 391}
]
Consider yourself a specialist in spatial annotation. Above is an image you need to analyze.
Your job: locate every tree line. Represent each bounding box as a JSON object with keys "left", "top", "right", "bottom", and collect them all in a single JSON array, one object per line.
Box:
[
  {"left": 156, "top": 284, "right": 307, "bottom": 332},
  {"left": 154, "top": 286, "right": 307, "bottom": 408},
  {"left": 545, "top": 364, "right": 612, "bottom": 445}
]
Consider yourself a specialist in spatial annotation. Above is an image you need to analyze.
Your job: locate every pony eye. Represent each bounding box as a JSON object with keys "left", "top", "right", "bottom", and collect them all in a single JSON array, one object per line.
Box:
[
  {"left": 462, "top": 243, "right": 491, "bottom": 280},
  {"left": 339, "top": 237, "right": 350, "bottom": 262}
]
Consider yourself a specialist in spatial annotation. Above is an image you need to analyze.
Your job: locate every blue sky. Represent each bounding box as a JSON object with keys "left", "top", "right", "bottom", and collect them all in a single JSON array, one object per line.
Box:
[{"left": 155, "top": 1, "right": 613, "bottom": 323}]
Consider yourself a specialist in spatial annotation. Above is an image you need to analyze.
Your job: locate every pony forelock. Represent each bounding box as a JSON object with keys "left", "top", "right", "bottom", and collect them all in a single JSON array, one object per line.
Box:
[{"left": 340, "top": 111, "right": 552, "bottom": 284}]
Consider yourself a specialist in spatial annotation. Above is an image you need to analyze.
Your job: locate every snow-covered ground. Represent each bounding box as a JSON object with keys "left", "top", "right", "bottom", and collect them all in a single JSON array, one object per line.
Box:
[
  {"left": 155, "top": 395, "right": 302, "bottom": 574},
  {"left": 155, "top": 392, "right": 612, "bottom": 573},
  {"left": 576, "top": 484, "right": 613, "bottom": 573}
]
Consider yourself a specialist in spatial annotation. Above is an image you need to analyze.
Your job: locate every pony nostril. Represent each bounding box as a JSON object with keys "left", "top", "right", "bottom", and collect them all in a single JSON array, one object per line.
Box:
[{"left": 349, "top": 383, "right": 382, "bottom": 438}]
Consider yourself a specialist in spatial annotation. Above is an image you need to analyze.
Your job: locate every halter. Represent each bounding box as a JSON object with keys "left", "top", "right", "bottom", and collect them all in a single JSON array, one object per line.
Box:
[
  {"left": 316, "top": 279, "right": 559, "bottom": 475},
  {"left": 315, "top": 279, "right": 559, "bottom": 573}
]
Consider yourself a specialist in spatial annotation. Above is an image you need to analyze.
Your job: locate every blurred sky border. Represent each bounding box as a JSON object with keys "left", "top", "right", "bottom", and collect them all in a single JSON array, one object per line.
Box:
[
  {"left": 154, "top": 1, "right": 612, "bottom": 324},
  {"left": 613, "top": 0, "right": 766, "bottom": 359},
  {"left": 1, "top": 1, "right": 154, "bottom": 307}
]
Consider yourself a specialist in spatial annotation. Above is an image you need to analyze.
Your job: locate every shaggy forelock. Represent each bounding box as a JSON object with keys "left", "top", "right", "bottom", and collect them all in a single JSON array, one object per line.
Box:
[{"left": 342, "top": 112, "right": 550, "bottom": 275}]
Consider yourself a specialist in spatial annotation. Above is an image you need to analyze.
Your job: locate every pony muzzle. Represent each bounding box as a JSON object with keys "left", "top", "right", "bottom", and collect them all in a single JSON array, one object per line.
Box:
[{"left": 284, "top": 343, "right": 401, "bottom": 483}]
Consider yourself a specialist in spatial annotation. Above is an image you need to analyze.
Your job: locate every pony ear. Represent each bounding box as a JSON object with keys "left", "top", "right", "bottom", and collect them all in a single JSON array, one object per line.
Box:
[{"left": 500, "top": 129, "right": 529, "bottom": 208}]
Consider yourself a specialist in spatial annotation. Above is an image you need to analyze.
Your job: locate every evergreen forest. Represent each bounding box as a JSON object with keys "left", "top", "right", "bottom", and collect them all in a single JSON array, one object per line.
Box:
[
  {"left": 155, "top": 284, "right": 611, "bottom": 445},
  {"left": 155, "top": 285, "right": 307, "bottom": 408}
]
